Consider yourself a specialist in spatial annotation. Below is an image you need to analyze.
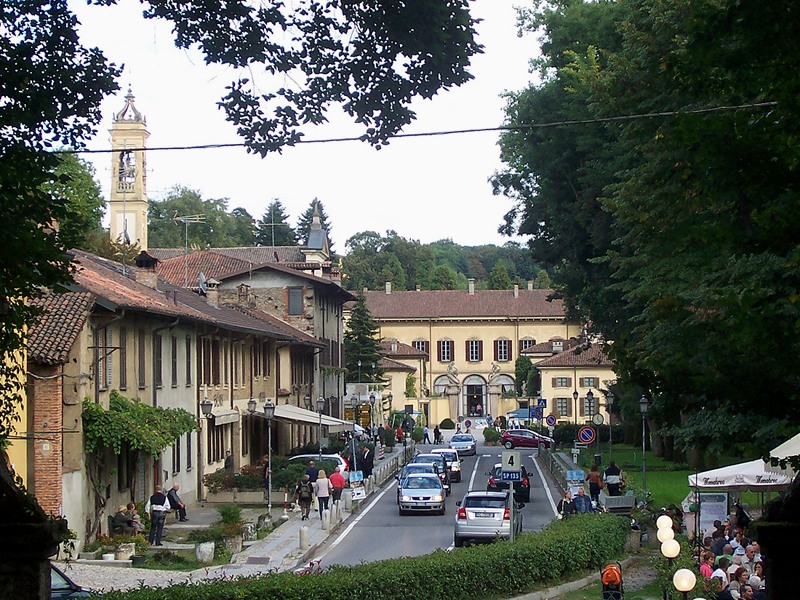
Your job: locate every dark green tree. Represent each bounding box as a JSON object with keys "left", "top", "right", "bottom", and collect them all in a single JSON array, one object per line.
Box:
[
  {"left": 379, "top": 254, "right": 408, "bottom": 291},
  {"left": 45, "top": 154, "right": 105, "bottom": 249},
  {"left": 487, "top": 263, "right": 513, "bottom": 290},
  {"left": 256, "top": 199, "right": 298, "bottom": 246},
  {"left": 343, "top": 294, "right": 385, "bottom": 383}
]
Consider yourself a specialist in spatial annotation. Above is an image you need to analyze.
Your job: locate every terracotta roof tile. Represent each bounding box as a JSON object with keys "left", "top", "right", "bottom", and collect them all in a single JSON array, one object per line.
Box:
[
  {"left": 381, "top": 356, "right": 415, "bottom": 372},
  {"left": 535, "top": 343, "right": 613, "bottom": 368},
  {"left": 520, "top": 338, "right": 579, "bottom": 355},
  {"left": 363, "top": 289, "right": 564, "bottom": 319},
  {"left": 157, "top": 251, "right": 250, "bottom": 288},
  {"left": 380, "top": 339, "right": 428, "bottom": 359},
  {"left": 27, "top": 292, "right": 94, "bottom": 365}
]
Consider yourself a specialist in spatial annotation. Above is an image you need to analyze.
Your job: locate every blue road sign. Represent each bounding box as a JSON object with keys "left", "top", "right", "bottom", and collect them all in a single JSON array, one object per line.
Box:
[
  {"left": 545, "top": 414, "right": 557, "bottom": 427},
  {"left": 537, "top": 398, "right": 547, "bottom": 408},
  {"left": 501, "top": 471, "right": 522, "bottom": 482},
  {"left": 532, "top": 408, "right": 543, "bottom": 419},
  {"left": 578, "top": 426, "right": 596, "bottom": 444}
]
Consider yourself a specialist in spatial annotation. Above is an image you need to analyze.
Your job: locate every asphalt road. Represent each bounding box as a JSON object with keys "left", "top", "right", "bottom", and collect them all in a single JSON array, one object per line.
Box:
[{"left": 316, "top": 443, "right": 562, "bottom": 567}]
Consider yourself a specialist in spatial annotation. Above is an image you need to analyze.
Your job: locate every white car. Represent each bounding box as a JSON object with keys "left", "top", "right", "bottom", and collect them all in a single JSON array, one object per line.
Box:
[
  {"left": 286, "top": 454, "right": 349, "bottom": 483},
  {"left": 398, "top": 474, "right": 446, "bottom": 516},
  {"left": 449, "top": 433, "right": 477, "bottom": 456},
  {"left": 430, "top": 448, "right": 462, "bottom": 482}
]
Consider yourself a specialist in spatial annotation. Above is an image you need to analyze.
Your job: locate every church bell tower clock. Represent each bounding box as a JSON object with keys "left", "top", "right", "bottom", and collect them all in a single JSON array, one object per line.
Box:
[{"left": 109, "top": 88, "right": 150, "bottom": 250}]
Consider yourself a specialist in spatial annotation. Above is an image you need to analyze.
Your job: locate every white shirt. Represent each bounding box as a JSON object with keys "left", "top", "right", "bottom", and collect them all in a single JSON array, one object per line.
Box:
[
  {"left": 711, "top": 567, "right": 728, "bottom": 587},
  {"left": 145, "top": 495, "right": 171, "bottom": 513}
]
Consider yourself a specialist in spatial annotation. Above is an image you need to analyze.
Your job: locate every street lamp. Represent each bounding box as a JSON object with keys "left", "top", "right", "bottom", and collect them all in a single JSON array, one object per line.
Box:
[
  {"left": 369, "top": 393, "right": 376, "bottom": 441},
  {"left": 263, "top": 400, "right": 275, "bottom": 516},
  {"left": 350, "top": 394, "right": 358, "bottom": 472},
  {"left": 200, "top": 396, "right": 213, "bottom": 418},
  {"left": 640, "top": 395, "right": 650, "bottom": 502},
  {"left": 672, "top": 568, "right": 696, "bottom": 599},
  {"left": 604, "top": 391, "right": 615, "bottom": 462},
  {"left": 572, "top": 390, "right": 579, "bottom": 425},
  {"left": 247, "top": 398, "right": 256, "bottom": 414},
  {"left": 586, "top": 389, "right": 594, "bottom": 421},
  {"left": 316, "top": 396, "right": 325, "bottom": 462},
  {"left": 357, "top": 360, "right": 362, "bottom": 386}
]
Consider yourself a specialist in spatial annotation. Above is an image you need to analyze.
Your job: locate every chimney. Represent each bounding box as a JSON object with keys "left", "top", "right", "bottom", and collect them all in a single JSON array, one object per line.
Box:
[
  {"left": 385, "top": 281, "right": 392, "bottom": 294},
  {"left": 415, "top": 284, "right": 421, "bottom": 292},
  {"left": 514, "top": 284, "right": 519, "bottom": 298},
  {"left": 133, "top": 250, "right": 159, "bottom": 289},
  {"left": 527, "top": 280, "right": 534, "bottom": 291},
  {"left": 206, "top": 278, "right": 220, "bottom": 307},
  {"left": 468, "top": 278, "right": 475, "bottom": 295}
]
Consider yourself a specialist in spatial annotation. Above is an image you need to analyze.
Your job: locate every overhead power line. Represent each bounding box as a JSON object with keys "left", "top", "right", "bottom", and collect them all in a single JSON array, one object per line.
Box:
[{"left": 57, "top": 101, "right": 777, "bottom": 155}]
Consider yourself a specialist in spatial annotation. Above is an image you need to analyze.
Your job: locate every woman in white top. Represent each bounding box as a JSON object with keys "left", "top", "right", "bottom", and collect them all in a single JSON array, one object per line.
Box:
[{"left": 313, "top": 469, "right": 333, "bottom": 519}]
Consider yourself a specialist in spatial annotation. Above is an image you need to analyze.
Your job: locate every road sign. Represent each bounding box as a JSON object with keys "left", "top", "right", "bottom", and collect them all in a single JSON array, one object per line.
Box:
[
  {"left": 501, "top": 450, "right": 521, "bottom": 481},
  {"left": 545, "top": 414, "right": 557, "bottom": 427},
  {"left": 464, "top": 419, "right": 472, "bottom": 428},
  {"left": 531, "top": 407, "right": 543, "bottom": 419},
  {"left": 537, "top": 398, "right": 547, "bottom": 408},
  {"left": 578, "top": 426, "right": 596, "bottom": 444},
  {"left": 502, "top": 471, "right": 522, "bottom": 482}
]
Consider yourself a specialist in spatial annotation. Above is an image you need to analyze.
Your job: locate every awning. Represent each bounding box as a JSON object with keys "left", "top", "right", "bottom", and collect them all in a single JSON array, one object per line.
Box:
[
  {"left": 273, "top": 404, "right": 355, "bottom": 433},
  {"left": 768, "top": 432, "right": 800, "bottom": 475},
  {"left": 687, "top": 459, "right": 793, "bottom": 492},
  {"left": 210, "top": 409, "right": 239, "bottom": 425}
]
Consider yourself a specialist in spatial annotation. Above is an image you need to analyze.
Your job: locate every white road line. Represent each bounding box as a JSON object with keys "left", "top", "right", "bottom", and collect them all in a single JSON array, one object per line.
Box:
[
  {"left": 530, "top": 454, "right": 559, "bottom": 516},
  {"left": 468, "top": 453, "right": 484, "bottom": 490},
  {"left": 315, "top": 483, "right": 392, "bottom": 562}
]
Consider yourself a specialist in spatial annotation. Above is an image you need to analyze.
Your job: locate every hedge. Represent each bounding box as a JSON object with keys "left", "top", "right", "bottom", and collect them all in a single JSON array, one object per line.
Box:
[{"left": 96, "top": 513, "right": 629, "bottom": 599}]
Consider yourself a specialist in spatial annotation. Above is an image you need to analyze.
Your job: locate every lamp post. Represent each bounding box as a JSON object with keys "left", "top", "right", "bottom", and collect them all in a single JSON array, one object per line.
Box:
[
  {"left": 672, "top": 568, "right": 696, "bottom": 599},
  {"left": 640, "top": 395, "right": 649, "bottom": 502},
  {"left": 604, "top": 391, "right": 615, "bottom": 462},
  {"left": 263, "top": 400, "right": 275, "bottom": 516},
  {"left": 350, "top": 393, "right": 358, "bottom": 472},
  {"left": 369, "top": 393, "right": 376, "bottom": 441},
  {"left": 572, "top": 389, "right": 579, "bottom": 425},
  {"left": 357, "top": 360, "right": 362, "bottom": 386},
  {"left": 316, "top": 396, "right": 325, "bottom": 462}
]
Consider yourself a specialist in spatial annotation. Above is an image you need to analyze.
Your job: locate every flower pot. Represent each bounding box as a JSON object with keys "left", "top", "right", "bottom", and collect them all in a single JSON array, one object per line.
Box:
[
  {"left": 195, "top": 541, "right": 215, "bottom": 564},
  {"left": 115, "top": 542, "right": 135, "bottom": 560},
  {"left": 131, "top": 555, "right": 146, "bottom": 566}
]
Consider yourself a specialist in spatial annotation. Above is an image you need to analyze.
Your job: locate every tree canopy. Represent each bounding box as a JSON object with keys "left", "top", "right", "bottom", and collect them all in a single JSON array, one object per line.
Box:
[
  {"left": 343, "top": 294, "right": 385, "bottom": 383},
  {"left": 256, "top": 199, "right": 298, "bottom": 247},
  {"left": 495, "top": 0, "right": 800, "bottom": 455}
]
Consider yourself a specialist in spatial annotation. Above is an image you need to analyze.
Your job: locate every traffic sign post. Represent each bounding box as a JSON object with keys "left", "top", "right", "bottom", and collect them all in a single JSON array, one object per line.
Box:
[
  {"left": 501, "top": 450, "right": 521, "bottom": 481},
  {"left": 545, "top": 414, "right": 557, "bottom": 427}
]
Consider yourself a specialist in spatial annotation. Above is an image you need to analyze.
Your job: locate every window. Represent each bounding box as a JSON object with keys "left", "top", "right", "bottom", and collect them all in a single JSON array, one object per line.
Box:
[
  {"left": 233, "top": 341, "right": 240, "bottom": 387},
  {"left": 466, "top": 340, "right": 483, "bottom": 362},
  {"left": 262, "top": 341, "right": 270, "bottom": 376},
  {"left": 242, "top": 416, "right": 250, "bottom": 456},
  {"left": 185, "top": 336, "right": 192, "bottom": 386},
  {"left": 553, "top": 377, "right": 571, "bottom": 388},
  {"left": 580, "top": 377, "right": 599, "bottom": 388},
  {"left": 288, "top": 287, "right": 303, "bottom": 315},
  {"left": 437, "top": 339, "right": 454, "bottom": 362},
  {"left": 519, "top": 337, "right": 536, "bottom": 353},
  {"left": 253, "top": 342, "right": 262, "bottom": 378},
  {"left": 171, "top": 335, "right": 178, "bottom": 387},
  {"left": 119, "top": 327, "right": 127, "bottom": 390},
  {"left": 494, "top": 339, "right": 511, "bottom": 362},
  {"left": 186, "top": 432, "right": 192, "bottom": 470},
  {"left": 154, "top": 333, "right": 163, "bottom": 388},
  {"left": 211, "top": 339, "right": 221, "bottom": 385},
  {"left": 137, "top": 328, "right": 146, "bottom": 389},
  {"left": 412, "top": 340, "right": 430, "bottom": 355},
  {"left": 556, "top": 397, "right": 571, "bottom": 417},
  {"left": 171, "top": 437, "right": 180, "bottom": 474},
  {"left": 581, "top": 397, "right": 597, "bottom": 416},
  {"left": 97, "top": 327, "right": 112, "bottom": 390},
  {"left": 223, "top": 341, "right": 229, "bottom": 387}
]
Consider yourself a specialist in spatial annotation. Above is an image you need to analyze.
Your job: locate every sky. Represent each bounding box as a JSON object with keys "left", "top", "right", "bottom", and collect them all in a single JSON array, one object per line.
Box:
[{"left": 70, "top": 1, "right": 540, "bottom": 251}]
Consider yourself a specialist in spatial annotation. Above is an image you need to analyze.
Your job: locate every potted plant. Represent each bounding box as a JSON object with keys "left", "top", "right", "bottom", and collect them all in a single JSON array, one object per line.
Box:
[
  {"left": 187, "top": 528, "right": 221, "bottom": 564},
  {"left": 217, "top": 505, "right": 246, "bottom": 554},
  {"left": 112, "top": 533, "right": 147, "bottom": 561}
]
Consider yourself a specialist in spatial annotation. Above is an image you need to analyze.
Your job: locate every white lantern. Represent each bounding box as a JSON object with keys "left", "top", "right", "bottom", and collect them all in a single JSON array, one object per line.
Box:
[
  {"left": 673, "top": 568, "right": 697, "bottom": 592},
  {"left": 657, "top": 526, "right": 675, "bottom": 542},
  {"left": 661, "top": 538, "right": 680, "bottom": 559},
  {"left": 656, "top": 515, "right": 673, "bottom": 529}
]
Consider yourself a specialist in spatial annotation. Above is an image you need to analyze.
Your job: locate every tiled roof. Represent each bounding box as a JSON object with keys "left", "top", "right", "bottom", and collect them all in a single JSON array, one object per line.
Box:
[
  {"left": 27, "top": 292, "right": 94, "bottom": 365},
  {"left": 363, "top": 289, "right": 564, "bottom": 319},
  {"left": 149, "top": 246, "right": 307, "bottom": 264},
  {"left": 220, "top": 261, "right": 356, "bottom": 301},
  {"left": 233, "top": 306, "right": 323, "bottom": 347},
  {"left": 520, "top": 338, "right": 579, "bottom": 355},
  {"left": 381, "top": 356, "right": 415, "bottom": 372},
  {"left": 535, "top": 343, "right": 613, "bottom": 368},
  {"left": 156, "top": 251, "right": 250, "bottom": 289},
  {"left": 380, "top": 339, "right": 428, "bottom": 359}
]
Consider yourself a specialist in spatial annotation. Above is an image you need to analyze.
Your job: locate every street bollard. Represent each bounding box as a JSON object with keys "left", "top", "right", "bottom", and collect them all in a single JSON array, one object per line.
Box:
[
  {"left": 344, "top": 491, "right": 352, "bottom": 511},
  {"left": 322, "top": 508, "right": 330, "bottom": 530},
  {"left": 331, "top": 501, "right": 340, "bottom": 524},
  {"left": 299, "top": 525, "right": 309, "bottom": 549}
]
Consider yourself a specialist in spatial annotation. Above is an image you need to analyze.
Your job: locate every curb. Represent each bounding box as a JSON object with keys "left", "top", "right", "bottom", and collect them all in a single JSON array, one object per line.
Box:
[{"left": 508, "top": 557, "right": 635, "bottom": 600}]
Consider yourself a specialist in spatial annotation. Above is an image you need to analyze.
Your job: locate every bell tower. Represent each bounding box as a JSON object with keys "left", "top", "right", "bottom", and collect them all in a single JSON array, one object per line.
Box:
[{"left": 109, "top": 88, "right": 150, "bottom": 249}]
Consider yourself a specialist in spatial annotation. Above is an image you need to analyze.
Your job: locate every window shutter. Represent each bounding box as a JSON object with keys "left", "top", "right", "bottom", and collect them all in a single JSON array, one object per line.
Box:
[
  {"left": 450, "top": 340, "right": 455, "bottom": 361},
  {"left": 494, "top": 340, "right": 499, "bottom": 361},
  {"left": 579, "top": 399, "right": 585, "bottom": 417},
  {"left": 566, "top": 377, "right": 572, "bottom": 388},
  {"left": 551, "top": 377, "right": 557, "bottom": 387},
  {"left": 478, "top": 340, "right": 483, "bottom": 361},
  {"left": 105, "top": 328, "right": 113, "bottom": 387},
  {"left": 437, "top": 341, "right": 443, "bottom": 362},
  {"left": 465, "top": 340, "right": 470, "bottom": 360},
  {"left": 518, "top": 339, "right": 524, "bottom": 353},
  {"left": 507, "top": 342, "right": 512, "bottom": 362}
]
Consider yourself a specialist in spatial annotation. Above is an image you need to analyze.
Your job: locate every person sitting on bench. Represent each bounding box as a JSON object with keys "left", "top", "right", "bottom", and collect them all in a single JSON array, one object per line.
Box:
[{"left": 167, "top": 483, "right": 188, "bottom": 521}]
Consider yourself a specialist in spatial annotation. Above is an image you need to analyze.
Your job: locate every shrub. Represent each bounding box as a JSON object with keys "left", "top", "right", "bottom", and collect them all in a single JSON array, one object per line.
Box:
[
  {"left": 439, "top": 418, "right": 456, "bottom": 429},
  {"left": 203, "top": 468, "right": 234, "bottom": 493},
  {"left": 270, "top": 463, "right": 306, "bottom": 491},
  {"left": 187, "top": 528, "right": 223, "bottom": 544},
  {"left": 232, "top": 463, "right": 264, "bottom": 491},
  {"left": 218, "top": 504, "right": 243, "bottom": 525},
  {"left": 95, "top": 513, "right": 629, "bottom": 600},
  {"left": 111, "top": 533, "right": 149, "bottom": 555},
  {"left": 483, "top": 427, "right": 500, "bottom": 444},
  {"left": 411, "top": 426, "right": 424, "bottom": 442}
]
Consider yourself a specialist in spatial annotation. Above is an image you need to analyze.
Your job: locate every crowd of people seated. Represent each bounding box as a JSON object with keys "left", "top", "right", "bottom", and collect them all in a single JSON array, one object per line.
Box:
[{"left": 698, "top": 519, "right": 764, "bottom": 600}]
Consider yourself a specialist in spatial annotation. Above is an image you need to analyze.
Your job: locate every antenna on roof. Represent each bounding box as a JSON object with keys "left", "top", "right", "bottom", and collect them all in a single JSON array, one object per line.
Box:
[
  {"left": 175, "top": 213, "right": 206, "bottom": 287},
  {"left": 198, "top": 271, "right": 207, "bottom": 296}
]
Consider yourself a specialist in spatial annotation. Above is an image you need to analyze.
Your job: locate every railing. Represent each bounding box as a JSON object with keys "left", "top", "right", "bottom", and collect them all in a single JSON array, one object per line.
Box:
[{"left": 539, "top": 446, "right": 573, "bottom": 493}]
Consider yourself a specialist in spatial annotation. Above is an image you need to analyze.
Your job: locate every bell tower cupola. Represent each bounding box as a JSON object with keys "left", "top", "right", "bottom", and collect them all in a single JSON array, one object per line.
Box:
[{"left": 109, "top": 88, "right": 150, "bottom": 250}]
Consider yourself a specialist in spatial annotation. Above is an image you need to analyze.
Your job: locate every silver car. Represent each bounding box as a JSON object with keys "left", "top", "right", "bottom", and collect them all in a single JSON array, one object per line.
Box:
[
  {"left": 430, "top": 448, "right": 462, "bottom": 482},
  {"left": 398, "top": 474, "right": 446, "bottom": 516},
  {"left": 396, "top": 463, "right": 440, "bottom": 504},
  {"left": 449, "top": 433, "right": 477, "bottom": 456},
  {"left": 453, "top": 490, "right": 523, "bottom": 547}
]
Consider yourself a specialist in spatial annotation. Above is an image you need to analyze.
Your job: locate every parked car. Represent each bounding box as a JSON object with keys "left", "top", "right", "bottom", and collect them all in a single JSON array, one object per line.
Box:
[
  {"left": 50, "top": 563, "right": 91, "bottom": 598},
  {"left": 398, "top": 474, "right": 446, "bottom": 516},
  {"left": 396, "top": 463, "right": 440, "bottom": 503},
  {"left": 486, "top": 462, "right": 531, "bottom": 502},
  {"left": 500, "top": 429, "right": 553, "bottom": 450},
  {"left": 411, "top": 453, "right": 451, "bottom": 494},
  {"left": 453, "top": 490, "right": 523, "bottom": 547},
  {"left": 449, "top": 433, "right": 477, "bottom": 456},
  {"left": 286, "top": 454, "right": 350, "bottom": 483},
  {"left": 430, "top": 448, "right": 462, "bottom": 482}
]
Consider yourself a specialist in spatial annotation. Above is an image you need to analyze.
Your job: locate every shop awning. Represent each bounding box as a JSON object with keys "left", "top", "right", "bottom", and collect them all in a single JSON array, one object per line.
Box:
[
  {"left": 687, "top": 459, "right": 793, "bottom": 492},
  {"left": 210, "top": 409, "right": 239, "bottom": 425},
  {"left": 272, "top": 403, "right": 355, "bottom": 433}
]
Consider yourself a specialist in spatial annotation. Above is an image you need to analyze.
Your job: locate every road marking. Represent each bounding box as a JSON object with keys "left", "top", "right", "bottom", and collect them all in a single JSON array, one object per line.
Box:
[
  {"left": 468, "top": 454, "right": 483, "bottom": 490},
  {"left": 529, "top": 454, "right": 559, "bottom": 515},
  {"left": 316, "top": 483, "right": 392, "bottom": 563}
]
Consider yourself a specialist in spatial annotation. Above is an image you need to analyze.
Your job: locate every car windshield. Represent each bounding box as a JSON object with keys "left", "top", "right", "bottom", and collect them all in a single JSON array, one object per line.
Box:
[
  {"left": 404, "top": 465, "right": 434, "bottom": 475},
  {"left": 414, "top": 455, "right": 443, "bottom": 465},
  {"left": 404, "top": 477, "right": 441, "bottom": 489},
  {"left": 463, "top": 497, "right": 506, "bottom": 509},
  {"left": 452, "top": 435, "right": 472, "bottom": 442}
]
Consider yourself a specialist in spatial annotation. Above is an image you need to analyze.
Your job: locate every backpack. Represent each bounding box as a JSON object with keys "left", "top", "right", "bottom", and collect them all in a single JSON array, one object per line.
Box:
[
  {"left": 298, "top": 482, "right": 312, "bottom": 500},
  {"left": 601, "top": 564, "right": 622, "bottom": 587}
]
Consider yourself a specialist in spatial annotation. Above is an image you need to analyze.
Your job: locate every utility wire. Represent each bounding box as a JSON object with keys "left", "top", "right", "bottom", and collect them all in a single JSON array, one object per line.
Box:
[{"left": 58, "top": 101, "right": 777, "bottom": 155}]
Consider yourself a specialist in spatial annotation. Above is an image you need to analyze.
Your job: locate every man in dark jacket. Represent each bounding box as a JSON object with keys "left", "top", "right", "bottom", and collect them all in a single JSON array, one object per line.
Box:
[
  {"left": 362, "top": 446, "right": 374, "bottom": 478},
  {"left": 604, "top": 461, "right": 623, "bottom": 496},
  {"left": 167, "top": 483, "right": 187, "bottom": 521},
  {"left": 145, "top": 485, "right": 171, "bottom": 546}
]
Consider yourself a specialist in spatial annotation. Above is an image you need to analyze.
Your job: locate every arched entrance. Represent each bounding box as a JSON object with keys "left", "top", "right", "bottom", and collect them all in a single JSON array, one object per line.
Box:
[{"left": 463, "top": 375, "right": 487, "bottom": 418}]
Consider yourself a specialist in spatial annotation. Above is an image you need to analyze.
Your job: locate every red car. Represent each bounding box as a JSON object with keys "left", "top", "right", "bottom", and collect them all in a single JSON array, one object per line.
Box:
[{"left": 501, "top": 429, "right": 554, "bottom": 450}]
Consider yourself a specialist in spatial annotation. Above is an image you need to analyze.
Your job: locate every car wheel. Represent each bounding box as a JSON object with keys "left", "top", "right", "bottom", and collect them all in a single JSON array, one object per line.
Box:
[
  {"left": 440, "top": 506, "right": 446, "bottom": 516},
  {"left": 399, "top": 508, "right": 405, "bottom": 516},
  {"left": 504, "top": 441, "right": 513, "bottom": 449},
  {"left": 454, "top": 535, "right": 464, "bottom": 548},
  {"left": 524, "top": 491, "right": 531, "bottom": 503}
]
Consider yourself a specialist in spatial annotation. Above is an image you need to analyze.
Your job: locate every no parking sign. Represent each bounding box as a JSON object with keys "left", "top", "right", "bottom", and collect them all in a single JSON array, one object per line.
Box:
[
  {"left": 577, "top": 426, "right": 596, "bottom": 444},
  {"left": 545, "top": 414, "right": 557, "bottom": 427}
]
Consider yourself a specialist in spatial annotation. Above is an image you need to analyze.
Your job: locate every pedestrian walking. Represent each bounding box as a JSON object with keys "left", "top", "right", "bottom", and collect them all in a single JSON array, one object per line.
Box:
[
  {"left": 574, "top": 487, "right": 593, "bottom": 513},
  {"left": 433, "top": 425, "right": 441, "bottom": 444},
  {"left": 145, "top": 485, "right": 171, "bottom": 546},
  {"left": 604, "top": 461, "right": 623, "bottom": 496},
  {"left": 294, "top": 474, "right": 313, "bottom": 520},
  {"left": 329, "top": 465, "right": 346, "bottom": 503},
  {"left": 586, "top": 464, "right": 603, "bottom": 504},
  {"left": 361, "top": 446, "right": 374, "bottom": 479},
  {"left": 423, "top": 426, "right": 431, "bottom": 444},
  {"left": 313, "top": 469, "right": 333, "bottom": 519}
]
